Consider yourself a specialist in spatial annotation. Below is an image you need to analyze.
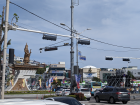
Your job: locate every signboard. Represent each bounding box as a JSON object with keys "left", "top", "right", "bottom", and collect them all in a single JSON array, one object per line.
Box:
[
  {"left": 92, "top": 86, "right": 101, "bottom": 88},
  {"left": 51, "top": 70, "right": 64, "bottom": 73},
  {"left": 80, "top": 56, "right": 86, "bottom": 61}
]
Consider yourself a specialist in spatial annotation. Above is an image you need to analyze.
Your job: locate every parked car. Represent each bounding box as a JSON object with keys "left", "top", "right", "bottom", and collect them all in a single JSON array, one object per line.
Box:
[
  {"left": 55, "top": 88, "right": 63, "bottom": 96},
  {"left": 0, "top": 99, "right": 68, "bottom": 105},
  {"left": 94, "top": 87, "right": 130, "bottom": 104},
  {"left": 94, "top": 88, "right": 103, "bottom": 96},
  {"left": 62, "top": 89, "right": 70, "bottom": 96},
  {"left": 79, "top": 88, "right": 91, "bottom": 101},
  {"left": 44, "top": 97, "right": 84, "bottom": 105}
]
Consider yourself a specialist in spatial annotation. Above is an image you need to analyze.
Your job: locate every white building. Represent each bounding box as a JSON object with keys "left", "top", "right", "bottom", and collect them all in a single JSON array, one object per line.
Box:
[{"left": 82, "top": 65, "right": 100, "bottom": 82}]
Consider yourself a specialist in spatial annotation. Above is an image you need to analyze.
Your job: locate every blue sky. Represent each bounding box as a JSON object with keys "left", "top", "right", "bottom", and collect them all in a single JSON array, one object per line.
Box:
[{"left": 1, "top": 0, "right": 140, "bottom": 69}]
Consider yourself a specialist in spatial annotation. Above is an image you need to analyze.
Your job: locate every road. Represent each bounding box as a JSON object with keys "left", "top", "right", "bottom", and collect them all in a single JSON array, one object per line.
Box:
[
  {"left": 80, "top": 100, "right": 140, "bottom": 105},
  {"left": 80, "top": 96, "right": 140, "bottom": 105},
  {"left": 4, "top": 94, "right": 140, "bottom": 105}
]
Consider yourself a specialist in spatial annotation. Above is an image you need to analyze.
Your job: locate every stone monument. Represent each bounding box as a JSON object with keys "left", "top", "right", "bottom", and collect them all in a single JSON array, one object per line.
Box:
[
  {"left": 23, "top": 43, "right": 31, "bottom": 64},
  {"left": 7, "top": 43, "right": 42, "bottom": 91}
]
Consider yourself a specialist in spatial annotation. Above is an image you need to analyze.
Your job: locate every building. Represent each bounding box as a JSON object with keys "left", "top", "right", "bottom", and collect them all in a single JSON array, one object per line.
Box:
[
  {"left": 100, "top": 70, "right": 116, "bottom": 82},
  {"left": 49, "top": 62, "right": 65, "bottom": 81},
  {"left": 82, "top": 65, "right": 100, "bottom": 82}
]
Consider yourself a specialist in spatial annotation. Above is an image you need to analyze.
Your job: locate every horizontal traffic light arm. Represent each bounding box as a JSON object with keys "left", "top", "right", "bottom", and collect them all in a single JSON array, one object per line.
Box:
[
  {"left": 6, "top": 25, "right": 90, "bottom": 40},
  {"left": 105, "top": 56, "right": 140, "bottom": 60},
  {"left": 40, "top": 43, "right": 71, "bottom": 51}
]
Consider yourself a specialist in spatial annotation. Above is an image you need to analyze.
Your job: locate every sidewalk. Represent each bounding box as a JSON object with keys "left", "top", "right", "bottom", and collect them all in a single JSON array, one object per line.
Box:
[{"left": 130, "top": 94, "right": 140, "bottom": 100}]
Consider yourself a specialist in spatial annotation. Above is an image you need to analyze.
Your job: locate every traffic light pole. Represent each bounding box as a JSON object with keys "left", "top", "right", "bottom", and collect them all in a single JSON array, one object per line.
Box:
[
  {"left": 1, "top": 0, "right": 9, "bottom": 99},
  {"left": 70, "top": 0, "right": 74, "bottom": 93}
]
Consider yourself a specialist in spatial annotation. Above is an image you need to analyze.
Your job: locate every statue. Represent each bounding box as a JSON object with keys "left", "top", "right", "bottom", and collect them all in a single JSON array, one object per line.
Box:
[{"left": 23, "top": 43, "right": 31, "bottom": 64}]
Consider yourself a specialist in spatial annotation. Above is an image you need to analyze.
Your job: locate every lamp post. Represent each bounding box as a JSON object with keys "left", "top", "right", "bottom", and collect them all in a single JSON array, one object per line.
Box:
[
  {"left": 60, "top": 22, "right": 91, "bottom": 92},
  {"left": 60, "top": 20, "right": 74, "bottom": 93},
  {"left": 75, "top": 29, "right": 91, "bottom": 76}
]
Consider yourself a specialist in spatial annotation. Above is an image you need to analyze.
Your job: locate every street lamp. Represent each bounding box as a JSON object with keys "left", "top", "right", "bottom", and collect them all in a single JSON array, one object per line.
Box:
[
  {"left": 60, "top": 23, "right": 74, "bottom": 93},
  {"left": 75, "top": 29, "right": 91, "bottom": 76},
  {"left": 60, "top": 23, "right": 91, "bottom": 91}
]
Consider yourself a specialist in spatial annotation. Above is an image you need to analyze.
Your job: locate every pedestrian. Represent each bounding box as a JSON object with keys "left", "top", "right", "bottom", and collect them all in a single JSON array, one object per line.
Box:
[{"left": 132, "top": 87, "right": 134, "bottom": 94}]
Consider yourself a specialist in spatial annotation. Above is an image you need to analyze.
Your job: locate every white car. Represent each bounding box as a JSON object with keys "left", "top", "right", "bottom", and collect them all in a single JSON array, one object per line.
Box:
[
  {"left": 0, "top": 99, "right": 68, "bottom": 105},
  {"left": 62, "top": 89, "right": 70, "bottom": 96},
  {"left": 55, "top": 88, "right": 63, "bottom": 96},
  {"left": 79, "top": 88, "right": 91, "bottom": 101}
]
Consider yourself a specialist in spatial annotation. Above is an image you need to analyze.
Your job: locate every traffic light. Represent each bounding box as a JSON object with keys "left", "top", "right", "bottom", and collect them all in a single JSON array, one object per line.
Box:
[
  {"left": 44, "top": 47, "right": 58, "bottom": 51},
  {"left": 105, "top": 57, "right": 113, "bottom": 60},
  {"left": 42, "top": 34, "right": 57, "bottom": 41},
  {"left": 9, "top": 49, "right": 14, "bottom": 64},
  {"left": 123, "top": 58, "right": 130, "bottom": 61},
  {"left": 78, "top": 40, "right": 90, "bottom": 45}
]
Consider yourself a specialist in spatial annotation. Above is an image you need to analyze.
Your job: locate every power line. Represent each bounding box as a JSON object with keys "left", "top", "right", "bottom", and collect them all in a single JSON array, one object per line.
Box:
[
  {"left": 81, "top": 46, "right": 140, "bottom": 52},
  {"left": 10, "top": 1, "right": 71, "bottom": 32},
  {"left": 49, "top": 38, "right": 70, "bottom": 47},
  {"left": 78, "top": 34, "right": 140, "bottom": 50},
  {"left": 10, "top": 1, "right": 140, "bottom": 50}
]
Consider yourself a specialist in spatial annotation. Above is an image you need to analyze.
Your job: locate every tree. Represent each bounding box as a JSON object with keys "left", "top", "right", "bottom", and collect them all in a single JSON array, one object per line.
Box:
[
  {"left": 36, "top": 68, "right": 46, "bottom": 74},
  {"left": 92, "top": 77, "right": 101, "bottom": 82},
  {"left": 127, "top": 70, "right": 135, "bottom": 79}
]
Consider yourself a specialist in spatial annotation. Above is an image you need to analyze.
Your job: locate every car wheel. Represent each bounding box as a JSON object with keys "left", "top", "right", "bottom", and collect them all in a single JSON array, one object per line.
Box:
[
  {"left": 87, "top": 98, "right": 90, "bottom": 101},
  {"left": 95, "top": 96, "right": 100, "bottom": 103},
  {"left": 122, "top": 101, "right": 127, "bottom": 104},
  {"left": 109, "top": 97, "right": 115, "bottom": 104}
]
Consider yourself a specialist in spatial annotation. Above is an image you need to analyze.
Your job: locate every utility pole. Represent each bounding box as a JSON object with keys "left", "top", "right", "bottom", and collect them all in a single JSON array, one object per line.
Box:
[
  {"left": 1, "top": 0, "right": 9, "bottom": 99},
  {"left": 70, "top": 0, "right": 74, "bottom": 93},
  {"left": 0, "top": 6, "right": 5, "bottom": 99}
]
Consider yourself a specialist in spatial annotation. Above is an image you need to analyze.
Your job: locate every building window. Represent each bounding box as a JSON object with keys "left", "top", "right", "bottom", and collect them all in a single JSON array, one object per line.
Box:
[{"left": 138, "top": 72, "right": 140, "bottom": 75}]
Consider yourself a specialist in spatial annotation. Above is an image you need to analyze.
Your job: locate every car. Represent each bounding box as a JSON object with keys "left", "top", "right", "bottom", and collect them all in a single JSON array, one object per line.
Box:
[
  {"left": 94, "top": 88, "right": 103, "bottom": 96},
  {"left": 55, "top": 88, "right": 63, "bottom": 96},
  {"left": 62, "top": 89, "right": 70, "bottom": 96},
  {"left": 44, "top": 96, "right": 84, "bottom": 105},
  {"left": 79, "top": 88, "right": 91, "bottom": 101},
  {"left": 94, "top": 87, "right": 130, "bottom": 104},
  {"left": 0, "top": 99, "right": 68, "bottom": 105}
]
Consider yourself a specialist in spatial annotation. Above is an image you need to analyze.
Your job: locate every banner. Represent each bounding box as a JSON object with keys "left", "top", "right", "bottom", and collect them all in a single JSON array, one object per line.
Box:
[
  {"left": 46, "top": 80, "right": 48, "bottom": 88},
  {"left": 22, "top": 79, "right": 25, "bottom": 87},
  {"left": 80, "top": 56, "right": 86, "bottom": 61},
  {"left": 11, "top": 79, "right": 14, "bottom": 86},
  {"left": 46, "top": 66, "right": 49, "bottom": 72},
  {"left": 39, "top": 79, "right": 41, "bottom": 87},
  {"left": 75, "top": 74, "right": 81, "bottom": 89}
]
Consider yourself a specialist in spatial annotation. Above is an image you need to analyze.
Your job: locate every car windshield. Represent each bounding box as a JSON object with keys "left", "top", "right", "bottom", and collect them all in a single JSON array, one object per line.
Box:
[
  {"left": 81, "top": 89, "right": 89, "bottom": 92},
  {"left": 58, "top": 88, "right": 63, "bottom": 91},
  {"left": 66, "top": 90, "right": 70, "bottom": 91},
  {"left": 116, "top": 88, "right": 128, "bottom": 92}
]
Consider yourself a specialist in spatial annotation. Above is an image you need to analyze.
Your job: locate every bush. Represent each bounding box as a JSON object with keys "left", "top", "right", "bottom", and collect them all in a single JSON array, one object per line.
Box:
[
  {"left": 67, "top": 95, "right": 76, "bottom": 98},
  {"left": 69, "top": 93, "right": 85, "bottom": 101}
]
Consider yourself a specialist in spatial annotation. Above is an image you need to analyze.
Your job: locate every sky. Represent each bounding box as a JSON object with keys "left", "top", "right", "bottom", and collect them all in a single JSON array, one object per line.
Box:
[{"left": 1, "top": 0, "right": 140, "bottom": 69}]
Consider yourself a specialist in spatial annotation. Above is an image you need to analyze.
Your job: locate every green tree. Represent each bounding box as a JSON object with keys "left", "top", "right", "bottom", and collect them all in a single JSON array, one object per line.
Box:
[
  {"left": 36, "top": 68, "right": 46, "bottom": 74},
  {"left": 92, "top": 77, "right": 101, "bottom": 82},
  {"left": 127, "top": 70, "right": 135, "bottom": 79}
]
